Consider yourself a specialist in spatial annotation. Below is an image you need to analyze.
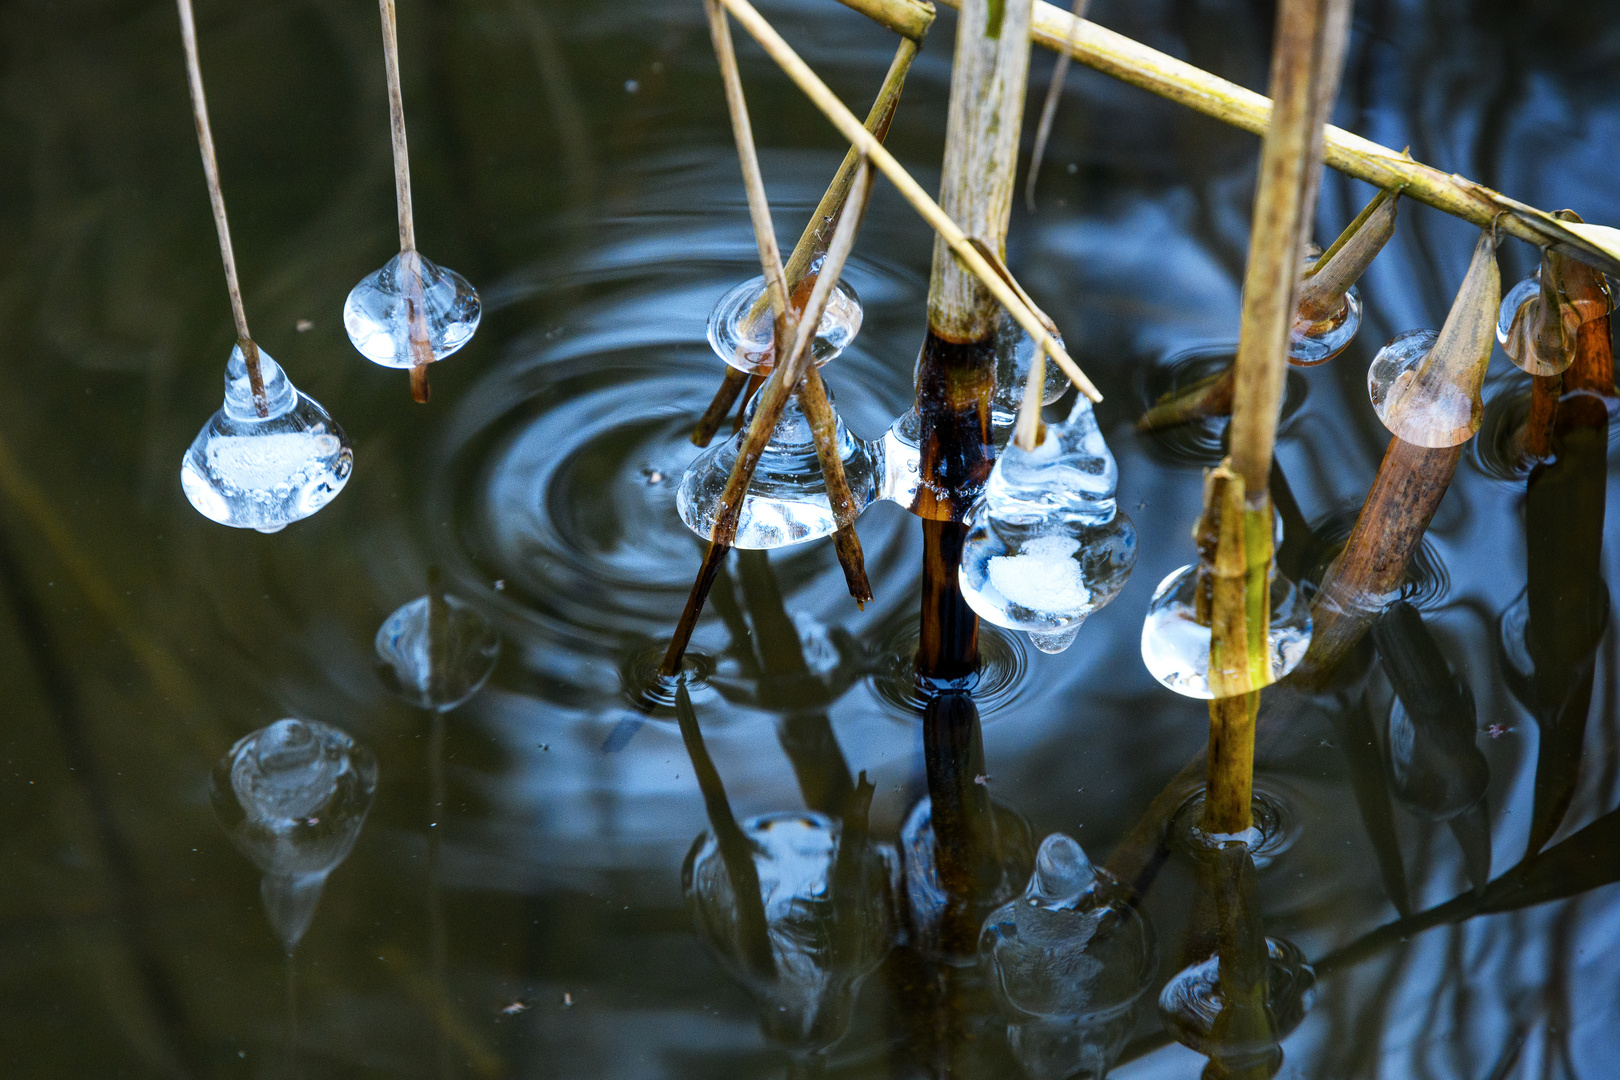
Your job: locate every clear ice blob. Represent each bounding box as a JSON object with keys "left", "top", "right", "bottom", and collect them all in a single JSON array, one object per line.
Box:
[
  {"left": 991, "top": 311, "right": 1070, "bottom": 435},
  {"left": 180, "top": 344, "right": 353, "bottom": 534},
  {"left": 959, "top": 397, "right": 1136, "bottom": 655},
  {"left": 1290, "top": 281, "right": 1362, "bottom": 367},
  {"left": 706, "top": 274, "right": 862, "bottom": 374},
  {"left": 683, "top": 812, "right": 895, "bottom": 1054},
  {"left": 979, "top": 834, "right": 1157, "bottom": 1080},
  {"left": 210, "top": 718, "right": 378, "bottom": 951},
  {"left": 677, "top": 386, "right": 877, "bottom": 549},
  {"left": 1497, "top": 260, "right": 1612, "bottom": 377},
  {"left": 1139, "top": 562, "right": 1312, "bottom": 698},
  {"left": 344, "top": 250, "right": 481, "bottom": 368},
  {"left": 1367, "top": 329, "right": 1474, "bottom": 444},
  {"left": 375, "top": 593, "right": 500, "bottom": 712}
]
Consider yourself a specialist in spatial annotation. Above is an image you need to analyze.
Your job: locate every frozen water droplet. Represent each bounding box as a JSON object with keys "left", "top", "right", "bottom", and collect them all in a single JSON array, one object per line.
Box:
[
  {"left": 180, "top": 345, "right": 353, "bottom": 533},
  {"left": 676, "top": 387, "right": 877, "bottom": 549},
  {"left": 210, "top": 719, "right": 377, "bottom": 951},
  {"left": 1139, "top": 563, "right": 1312, "bottom": 698},
  {"left": 901, "top": 795, "right": 1034, "bottom": 963},
  {"left": 375, "top": 593, "right": 501, "bottom": 711},
  {"left": 1497, "top": 259, "right": 1613, "bottom": 376},
  {"left": 683, "top": 812, "right": 894, "bottom": 1053},
  {"left": 960, "top": 398, "right": 1136, "bottom": 644},
  {"left": 706, "top": 274, "right": 862, "bottom": 374},
  {"left": 991, "top": 311, "right": 1069, "bottom": 435},
  {"left": 1028, "top": 625, "right": 1081, "bottom": 654},
  {"left": 1290, "top": 282, "right": 1362, "bottom": 366},
  {"left": 1158, "top": 937, "right": 1316, "bottom": 1062},
  {"left": 1367, "top": 328, "right": 1481, "bottom": 446},
  {"left": 979, "top": 833, "right": 1156, "bottom": 1080},
  {"left": 344, "top": 250, "right": 481, "bottom": 368}
]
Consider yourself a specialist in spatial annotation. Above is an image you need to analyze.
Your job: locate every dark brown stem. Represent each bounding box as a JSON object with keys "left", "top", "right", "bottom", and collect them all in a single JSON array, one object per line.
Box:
[
  {"left": 731, "top": 372, "right": 764, "bottom": 434},
  {"left": 693, "top": 368, "right": 751, "bottom": 447},
  {"left": 1521, "top": 373, "right": 1561, "bottom": 461},
  {"left": 660, "top": 541, "right": 731, "bottom": 678},
  {"left": 798, "top": 366, "right": 873, "bottom": 606},
  {"left": 918, "top": 520, "right": 979, "bottom": 682}
]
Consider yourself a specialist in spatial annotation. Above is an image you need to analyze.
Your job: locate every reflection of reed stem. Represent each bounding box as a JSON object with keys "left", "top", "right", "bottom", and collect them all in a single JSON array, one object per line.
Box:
[
  {"left": 1024, "top": 0, "right": 1092, "bottom": 213},
  {"left": 427, "top": 710, "right": 451, "bottom": 1079},
  {"left": 175, "top": 0, "right": 268, "bottom": 416},
  {"left": 285, "top": 953, "right": 302, "bottom": 1080}
]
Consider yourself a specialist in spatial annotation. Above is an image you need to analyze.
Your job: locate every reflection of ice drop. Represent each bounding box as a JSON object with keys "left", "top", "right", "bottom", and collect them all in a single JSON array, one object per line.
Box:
[
  {"left": 180, "top": 346, "right": 353, "bottom": 534},
  {"left": 375, "top": 591, "right": 500, "bottom": 712},
  {"left": 960, "top": 397, "right": 1137, "bottom": 654},
  {"left": 211, "top": 719, "right": 377, "bottom": 952},
  {"left": 979, "top": 834, "right": 1157, "bottom": 1080},
  {"left": 683, "top": 812, "right": 894, "bottom": 1055}
]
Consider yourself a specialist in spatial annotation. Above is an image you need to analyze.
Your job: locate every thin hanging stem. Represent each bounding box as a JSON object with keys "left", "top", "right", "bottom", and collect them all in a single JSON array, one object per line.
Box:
[
  {"left": 380, "top": 0, "right": 416, "bottom": 253},
  {"left": 717, "top": 0, "right": 1101, "bottom": 402},
  {"left": 1024, "top": 0, "right": 1091, "bottom": 213},
  {"left": 176, "top": 0, "right": 268, "bottom": 417}
]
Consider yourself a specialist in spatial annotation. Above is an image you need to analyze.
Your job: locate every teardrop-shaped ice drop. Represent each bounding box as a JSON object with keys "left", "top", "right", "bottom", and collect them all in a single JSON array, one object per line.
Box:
[
  {"left": 1290, "top": 281, "right": 1362, "bottom": 366},
  {"left": 210, "top": 719, "right": 377, "bottom": 951},
  {"left": 959, "top": 398, "right": 1137, "bottom": 652},
  {"left": 1139, "top": 562, "right": 1312, "bottom": 698},
  {"left": 990, "top": 311, "right": 1069, "bottom": 436},
  {"left": 375, "top": 592, "right": 501, "bottom": 712},
  {"left": 706, "top": 274, "right": 862, "bottom": 374},
  {"left": 676, "top": 387, "right": 878, "bottom": 549},
  {"left": 180, "top": 345, "right": 354, "bottom": 534},
  {"left": 344, "top": 250, "right": 481, "bottom": 368}
]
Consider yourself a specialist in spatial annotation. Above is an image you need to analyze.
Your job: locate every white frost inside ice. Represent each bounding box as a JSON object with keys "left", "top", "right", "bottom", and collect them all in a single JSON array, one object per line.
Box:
[
  {"left": 207, "top": 432, "right": 340, "bottom": 493},
  {"left": 986, "top": 534, "right": 1090, "bottom": 615}
]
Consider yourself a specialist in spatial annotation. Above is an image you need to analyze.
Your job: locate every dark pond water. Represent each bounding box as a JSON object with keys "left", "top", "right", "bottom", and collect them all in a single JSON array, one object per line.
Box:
[{"left": 5, "top": 0, "right": 1620, "bottom": 1076}]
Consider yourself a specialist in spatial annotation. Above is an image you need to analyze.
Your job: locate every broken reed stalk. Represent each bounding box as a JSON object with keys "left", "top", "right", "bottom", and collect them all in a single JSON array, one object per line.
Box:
[
  {"left": 914, "top": 0, "right": 1033, "bottom": 680},
  {"left": 1024, "top": 0, "right": 1091, "bottom": 213},
  {"left": 659, "top": 149, "right": 877, "bottom": 678},
  {"left": 938, "top": 0, "right": 1620, "bottom": 277},
  {"left": 718, "top": 0, "right": 1100, "bottom": 403},
  {"left": 833, "top": 0, "right": 937, "bottom": 40},
  {"left": 1137, "top": 186, "right": 1393, "bottom": 434},
  {"left": 175, "top": 0, "right": 268, "bottom": 417},
  {"left": 378, "top": 0, "right": 436, "bottom": 403},
  {"left": 700, "top": 0, "right": 871, "bottom": 606},
  {"left": 1198, "top": 0, "right": 1351, "bottom": 837},
  {"left": 693, "top": 35, "right": 921, "bottom": 447}
]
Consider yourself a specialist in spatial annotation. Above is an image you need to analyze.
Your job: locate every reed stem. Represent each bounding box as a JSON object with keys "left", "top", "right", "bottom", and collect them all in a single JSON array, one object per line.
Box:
[
  {"left": 176, "top": 0, "right": 268, "bottom": 416},
  {"left": 718, "top": 0, "right": 1100, "bottom": 401},
  {"left": 942, "top": 0, "right": 1620, "bottom": 277},
  {"left": 379, "top": 0, "right": 416, "bottom": 253},
  {"left": 1297, "top": 189, "right": 1397, "bottom": 321},
  {"left": 692, "top": 36, "right": 920, "bottom": 447},
  {"left": 833, "top": 0, "right": 937, "bottom": 40}
]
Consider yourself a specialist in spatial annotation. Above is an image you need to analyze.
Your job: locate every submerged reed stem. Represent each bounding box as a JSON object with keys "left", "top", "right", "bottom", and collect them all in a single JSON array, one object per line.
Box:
[{"left": 176, "top": 0, "right": 267, "bottom": 416}]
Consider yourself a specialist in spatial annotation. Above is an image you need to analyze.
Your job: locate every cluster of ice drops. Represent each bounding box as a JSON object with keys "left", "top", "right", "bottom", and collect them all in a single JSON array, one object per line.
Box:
[
  {"left": 180, "top": 255, "right": 480, "bottom": 534},
  {"left": 677, "top": 276, "right": 1138, "bottom": 655}
]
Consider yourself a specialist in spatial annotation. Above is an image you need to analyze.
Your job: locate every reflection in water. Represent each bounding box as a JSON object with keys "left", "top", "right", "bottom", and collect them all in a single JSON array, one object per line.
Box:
[
  {"left": 210, "top": 719, "right": 378, "bottom": 952},
  {"left": 374, "top": 569, "right": 501, "bottom": 712},
  {"left": 979, "top": 834, "right": 1156, "bottom": 1080}
]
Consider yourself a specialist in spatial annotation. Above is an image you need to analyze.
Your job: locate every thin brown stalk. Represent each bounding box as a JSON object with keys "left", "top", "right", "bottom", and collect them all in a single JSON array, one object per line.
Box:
[
  {"left": 731, "top": 371, "right": 766, "bottom": 434},
  {"left": 378, "top": 0, "right": 437, "bottom": 401},
  {"left": 718, "top": 0, "right": 1100, "bottom": 401},
  {"left": 799, "top": 365, "right": 873, "bottom": 606},
  {"left": 176, "top": 0, "right": 268, "bottom": 415},
  {"left": 693, "top": 36, "right": 920, "bottom": 447},
  {"left": 950, "top": 0, "right": 1620, "bottom": 276},
  {"left": 1024, "top": 0, "right": 1091, "bottom": 213}
]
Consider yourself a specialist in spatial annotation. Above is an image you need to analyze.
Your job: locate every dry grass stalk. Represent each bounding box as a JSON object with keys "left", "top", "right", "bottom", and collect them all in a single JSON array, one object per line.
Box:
[
  {"left": 718, "top": 0, "right": 1100, "bottom": 402},
  {"left": 1025, "top": 0, "right": 1092, "bottom": 213},
  {"left": 953, "top": 0, "right": 1620, "bottom": 276},
  {"left": 377, "top": 0, "right": 437, "bottom": 403},
  {"left": 834, "top": 0, "right": 937, "bottom": 40},
  {"left": 693, "top": 36, "right": 921, "bottom": 448},
  {"left": 1297, "top": 189, "right": 1397, "bottom": 321},
  {"left": 176, "top": 0, "right": 268, "bottom": 416}
]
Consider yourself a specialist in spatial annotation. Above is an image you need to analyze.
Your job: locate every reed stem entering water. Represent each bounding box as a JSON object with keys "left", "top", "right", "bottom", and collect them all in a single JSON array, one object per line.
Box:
[
  {"left": 378, "top": 0, "right": 436, "bottom": 402},
  {"left": 175, "top": 0, "right": 268, "bottom": 416}
]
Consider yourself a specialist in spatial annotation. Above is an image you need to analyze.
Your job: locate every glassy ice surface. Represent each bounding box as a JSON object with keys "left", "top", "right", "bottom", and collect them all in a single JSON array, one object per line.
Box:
[
  {"left": 1494, "top": 267, "right": 1612, "bottom": 376},
  {"left": 1367, "top": 328, "right": 1480, "bottom": 446},
  {"left": 961, "top": 398, "right": 1135, "bottom": 654},
  {"left": 375, "top": 594, "right": 501, "bottom": 712},
  {"left": 677, "top": 388, "right": 877, "bottom": 548},
  {"left": 180, "top": 345, "right": 353, "bottom": 534},
  {"left": 1140, "top": 563, "right": 1312, "bottom": 698},
  {"left": 1158, "top": 938, "right": 1316, "bottom": 1058},
  {"left": 706, "top": 274, "right": 862, "bottom": 374},
  {"left": 979, "top": 834, "right": 1157, "bottom": 1080},
  {"left": 683, "top": 812, "right": 894, "bottom": 1054},
  {"left": 344, "top": 250, "right": 481, "bottom": 368},
  {"left": 991, "top": 311, "right": 1069, "bottom": 434},
  {"left": 1496, "top": 272, "right": 1550, "bottom": 369},
  {"left": 1290, "top": 282, "right": 1362, "bottom": 366},
  {"left": 210, "top": 719, "right": 378, "bottom": 951}
]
